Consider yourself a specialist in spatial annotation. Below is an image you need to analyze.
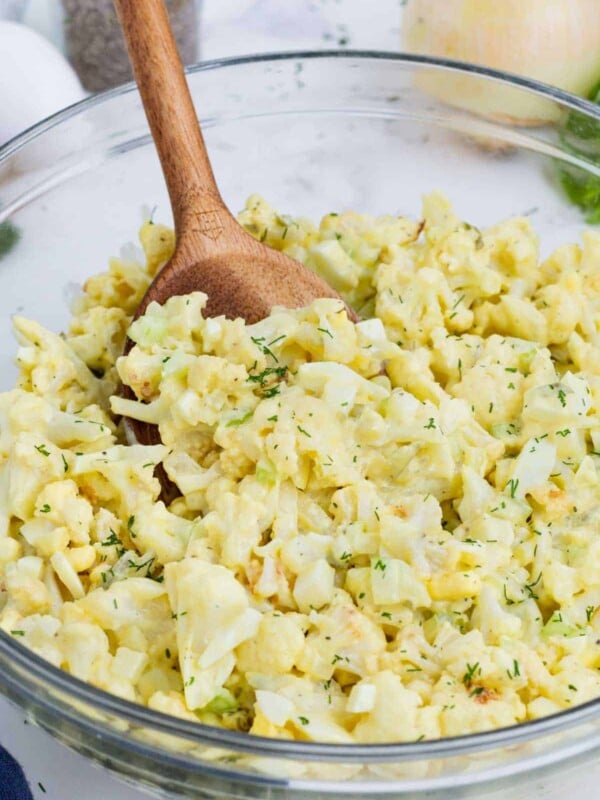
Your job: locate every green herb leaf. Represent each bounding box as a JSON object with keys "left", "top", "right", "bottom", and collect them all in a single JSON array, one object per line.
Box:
[
  {"left": 462, "top": 661, "right": 480, "bottom": 688},
  {"left": 127, "top": 515, "right": 136, "bottom": 538},
  {"left": 247, "top": 364, "right": 288, "bottom": 397},
  {"left": 0, "top": 220, "right": 21, "bottom": 260},
  {"left": 557, "top": 387, "right": 567, "bottom": 408},
  {"left": 225, "top": 410, "right": 253, "bottom": 427},
  {"left": 558, "top": 82, "right": 600, "bottom": 222}
]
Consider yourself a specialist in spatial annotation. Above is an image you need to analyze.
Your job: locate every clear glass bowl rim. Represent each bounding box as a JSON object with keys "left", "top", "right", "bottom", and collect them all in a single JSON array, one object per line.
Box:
[{"left": 1, "top": 49, "right": 600, "bottom": 764}]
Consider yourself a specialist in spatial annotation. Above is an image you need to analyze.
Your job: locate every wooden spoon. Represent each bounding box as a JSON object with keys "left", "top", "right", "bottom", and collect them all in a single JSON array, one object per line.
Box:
[{"left": 114, "top": 0, "right": 357, "bottom": 460}]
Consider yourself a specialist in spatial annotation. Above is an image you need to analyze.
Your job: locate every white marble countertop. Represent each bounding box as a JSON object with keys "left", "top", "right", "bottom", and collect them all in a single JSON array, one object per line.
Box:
[{"left": 0, "top": 2, "right": 598, "bottom": 799}]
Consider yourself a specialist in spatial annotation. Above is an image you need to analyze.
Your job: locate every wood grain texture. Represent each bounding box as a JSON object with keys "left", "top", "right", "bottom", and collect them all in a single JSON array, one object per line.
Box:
[
  {"left": 113, "top": 0, "right": 356, "bottom": 324},
  {"left": 114, "top": 0, "right": 358, "bottom": 494},
  {"left": 114, "top": 0, "right": 222, "bottom": 239}
]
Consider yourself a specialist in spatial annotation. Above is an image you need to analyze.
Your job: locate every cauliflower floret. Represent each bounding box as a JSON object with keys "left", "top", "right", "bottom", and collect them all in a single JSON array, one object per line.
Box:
[
  {"left": 3, "top": 556, "right": 51, "bottom": 615},
  {"left": 352, "top": 671, "right": 429, "bottom": 743},
  {"left": 13, "top": 316, "right": 106, "bottom": 410},
  {"left": 295, "top": 591, "right": 386, "bottom": 680},
  {"left": 131, "top": 502, "right": 193, "bottom": 566},
  {"left": 165, "top": 560, "right": 261, "bottom": 710},
  {"left": 67, "top": 305, "right": 129, "bottom": 376},
  {"left": 236, "top": 613, "right": 306, "bottom": 676},
  {"left": 139, "top": 219, "right": 175, "bottom": 275}
]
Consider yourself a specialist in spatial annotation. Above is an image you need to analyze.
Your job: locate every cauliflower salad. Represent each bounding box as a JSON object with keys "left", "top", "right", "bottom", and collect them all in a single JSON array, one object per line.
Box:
[{"left": 1, "top": 192, "right": 600, "bottom": 744}]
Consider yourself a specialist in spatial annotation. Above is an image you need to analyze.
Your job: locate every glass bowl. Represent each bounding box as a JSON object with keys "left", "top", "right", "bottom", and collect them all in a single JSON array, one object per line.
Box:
[{"left": 1, "top": 52, "right": 600, "bottom": 800}]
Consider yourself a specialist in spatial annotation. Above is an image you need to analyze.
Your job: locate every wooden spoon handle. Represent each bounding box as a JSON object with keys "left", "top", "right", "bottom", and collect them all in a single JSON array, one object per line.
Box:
[{"left": 114, "top": 0, "right": 230, "bottom": 240}]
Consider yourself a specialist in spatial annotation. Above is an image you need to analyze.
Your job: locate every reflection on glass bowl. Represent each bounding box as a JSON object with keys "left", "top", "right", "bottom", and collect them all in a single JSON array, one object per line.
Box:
[{"left": 1, "top": 51, "right": 600, "bottom": 800}]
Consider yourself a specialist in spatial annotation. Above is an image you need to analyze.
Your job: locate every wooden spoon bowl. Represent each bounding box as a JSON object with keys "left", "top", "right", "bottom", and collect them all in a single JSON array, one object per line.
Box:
[{"left": 114, "top": 0, "right": 357, "bottom": 491}]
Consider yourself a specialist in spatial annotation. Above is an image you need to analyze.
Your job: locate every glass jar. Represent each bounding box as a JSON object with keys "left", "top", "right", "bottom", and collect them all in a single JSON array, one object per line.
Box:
[{"left": 61, "top": 0, "right": 199, "bottom": 92}]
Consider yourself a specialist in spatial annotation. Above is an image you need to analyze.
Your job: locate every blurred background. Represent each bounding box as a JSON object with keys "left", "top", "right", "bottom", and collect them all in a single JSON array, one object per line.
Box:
[
  {"left": 2, "top": 0, "right": 600, "bottom": 152},
  {"left": 0, "top": 0, "right": 403, "bottom": 152}
]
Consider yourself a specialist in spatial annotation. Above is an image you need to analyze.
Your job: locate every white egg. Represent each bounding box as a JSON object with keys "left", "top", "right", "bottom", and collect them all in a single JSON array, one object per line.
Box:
[
  {"left": 0, "top": 22, "right": 87, "bottom": 177},
  {"left": 0, "top": 21, "right": 85, "bottom": 146}
]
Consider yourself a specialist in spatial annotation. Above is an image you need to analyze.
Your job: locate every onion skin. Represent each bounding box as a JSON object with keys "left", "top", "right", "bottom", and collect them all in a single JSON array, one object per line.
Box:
[{"left": 403, "top": 0, "right": 600, "bottom": 125}]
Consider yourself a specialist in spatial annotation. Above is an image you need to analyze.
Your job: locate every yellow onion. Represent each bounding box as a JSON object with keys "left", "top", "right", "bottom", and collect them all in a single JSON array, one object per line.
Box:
[{"left": 403, "top": 0, "right": 600, "bottom": 124}]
